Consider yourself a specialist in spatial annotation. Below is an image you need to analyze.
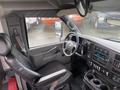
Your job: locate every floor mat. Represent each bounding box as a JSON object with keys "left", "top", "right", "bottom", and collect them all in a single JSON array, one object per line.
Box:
[{"left": 70, "top": 76, "right": 83, "bottom": 90}]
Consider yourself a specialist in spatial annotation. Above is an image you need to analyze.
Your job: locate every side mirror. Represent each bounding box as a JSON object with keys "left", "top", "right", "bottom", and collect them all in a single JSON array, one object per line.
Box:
[{"left": 74, "top": 0, "right": 90, "bottom": 17}]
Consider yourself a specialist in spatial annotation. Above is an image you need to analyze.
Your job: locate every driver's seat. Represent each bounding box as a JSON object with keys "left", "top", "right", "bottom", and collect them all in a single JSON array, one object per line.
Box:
[{"left": 0, "top": 33, "right": 71, "bottom": 90}]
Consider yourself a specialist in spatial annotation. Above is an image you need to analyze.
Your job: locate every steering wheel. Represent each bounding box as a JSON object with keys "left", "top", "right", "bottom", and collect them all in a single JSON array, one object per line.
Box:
[{"left": 62, "top": 32, "right": 79, "bottom": 56}]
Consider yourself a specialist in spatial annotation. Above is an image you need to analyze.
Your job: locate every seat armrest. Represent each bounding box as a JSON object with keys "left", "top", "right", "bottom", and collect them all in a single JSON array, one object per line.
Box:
[{"left": 35, "top": 69, "right": 67, "bottom": 87}]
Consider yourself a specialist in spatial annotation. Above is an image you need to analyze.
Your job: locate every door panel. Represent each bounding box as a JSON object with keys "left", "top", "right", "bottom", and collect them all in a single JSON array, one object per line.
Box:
[{"left": 28, "top": 43, "right": 71, "bottom": 69}]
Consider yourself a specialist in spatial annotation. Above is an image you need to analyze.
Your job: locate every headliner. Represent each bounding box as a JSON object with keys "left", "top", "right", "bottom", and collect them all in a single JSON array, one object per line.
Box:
[
  {"left": 0, "top": 0, "right": 119, "bottom": 10},
  {"left": 0, "top": 0, "right": 120, "bottom": 17}
]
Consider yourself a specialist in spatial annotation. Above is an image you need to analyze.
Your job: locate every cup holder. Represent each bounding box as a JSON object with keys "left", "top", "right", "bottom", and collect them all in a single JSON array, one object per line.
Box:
[
  {"left": 86, "top": 74, "right": 94, "bottom": 80},
  {"left": 100, "top": 85, "right": 109, "bottom": 90},
  {"left": 93, "top": 79, "right": 101, "bottom": 85}
]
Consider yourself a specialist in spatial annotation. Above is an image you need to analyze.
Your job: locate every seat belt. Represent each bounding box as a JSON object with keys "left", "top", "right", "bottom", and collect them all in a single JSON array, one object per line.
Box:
[
  {"left": 13, "top": 29, "right": 26, "bottom": 54},
  {"left": 15, "top": 36, "right": 26, "bottom": 53}
]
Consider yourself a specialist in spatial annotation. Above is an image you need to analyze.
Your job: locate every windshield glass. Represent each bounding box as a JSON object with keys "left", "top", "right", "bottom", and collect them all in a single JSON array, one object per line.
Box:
[{"left": 67, "top": 12, "right": 120, "bottom": 42}]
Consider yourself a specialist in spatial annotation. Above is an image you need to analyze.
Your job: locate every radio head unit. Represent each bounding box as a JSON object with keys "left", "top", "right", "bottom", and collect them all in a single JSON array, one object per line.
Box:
[{"left": 93, "top": 45, "right": 109, "bottom": 64}]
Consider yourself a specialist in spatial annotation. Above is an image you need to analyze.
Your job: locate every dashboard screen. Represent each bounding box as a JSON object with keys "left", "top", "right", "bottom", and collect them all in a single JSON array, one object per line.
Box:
[
  {"left": 94, "top": 51, "right": 107, "bottom": 61},
  {"left": 93, "top": 46, "right": 109, "bottom": 62}
]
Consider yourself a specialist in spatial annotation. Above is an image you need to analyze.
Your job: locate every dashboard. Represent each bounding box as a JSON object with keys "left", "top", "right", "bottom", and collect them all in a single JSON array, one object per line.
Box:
[{"left": 75, "top": 35, "right": 120, "bottom": 90}]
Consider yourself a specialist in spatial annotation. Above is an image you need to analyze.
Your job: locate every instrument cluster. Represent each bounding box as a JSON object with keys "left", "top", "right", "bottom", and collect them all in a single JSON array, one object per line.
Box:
[{"left": 76, "top": 39, "right": 92, "bottom": 58}]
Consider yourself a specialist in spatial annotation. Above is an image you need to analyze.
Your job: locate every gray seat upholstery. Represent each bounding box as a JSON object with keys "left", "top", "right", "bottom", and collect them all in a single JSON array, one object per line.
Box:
[{"left": 0, "top": 33, "right": 71, "bottom": 90}]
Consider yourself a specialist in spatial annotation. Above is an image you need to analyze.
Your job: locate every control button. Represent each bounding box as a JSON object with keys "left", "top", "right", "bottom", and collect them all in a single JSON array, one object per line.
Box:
[
  {"left": 93, "top": 64, "right": 96, "bottom": 68},
  {"left": 113, "top": 60, "right": 119, "bottom": 68},
  {"left": 90, "top": 62, "right": 93, "bottom": 66},
  {"left": 105, "top": 59, "right": 108, "bottom": 61},
  {"left": 101, "top": 69, "right": 105, "bottom": 74},
  {"left": 98, "top": 67, "right": 101, "bottom": 71},
  {"left": 94, "top": 64, "right": 98, "bottom": 70},
  {"left": 87, "top": 53, "right": 90, "bottom": 58},
  {"left": 95, "top": 65, "right": 97, "bottom": 69},
  {"left": 100, "top": 49, "right": 102, "bottom": 52},
  {"left": 112, "top": 76, "right": 120, "bottom": 83},
  {"left": 118, "top": 63, "right": 120, "bottom": 69},
  {"left": 106, "top": 72, "right": 109, "bottom": 76},
  {"left": 88, "top": 61, "right": 93, "bottom": 66}
]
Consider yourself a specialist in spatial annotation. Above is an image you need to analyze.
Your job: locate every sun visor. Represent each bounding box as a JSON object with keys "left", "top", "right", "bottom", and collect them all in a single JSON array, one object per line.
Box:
[{"left": 57, "top": 8, "right": 78, "bottom": 17}]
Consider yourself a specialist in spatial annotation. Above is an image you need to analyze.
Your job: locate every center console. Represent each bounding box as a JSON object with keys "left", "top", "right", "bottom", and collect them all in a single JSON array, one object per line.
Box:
[
  {"left": 83, "top": 43, "right": 120, "bottom": 90},
  {"left": 84, "top": 70, "right": 110, "bottom": 90}
]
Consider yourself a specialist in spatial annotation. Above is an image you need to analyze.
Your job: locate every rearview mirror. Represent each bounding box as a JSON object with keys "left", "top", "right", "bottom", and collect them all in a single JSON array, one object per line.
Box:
[{"left": 74, "top": 0, "right": 90, "bottom": 17}]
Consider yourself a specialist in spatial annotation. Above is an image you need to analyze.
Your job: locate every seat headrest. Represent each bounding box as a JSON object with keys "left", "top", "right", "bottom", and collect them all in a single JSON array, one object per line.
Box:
[{"left": 0, "top": 33, "right": 11, "bottom": 56}]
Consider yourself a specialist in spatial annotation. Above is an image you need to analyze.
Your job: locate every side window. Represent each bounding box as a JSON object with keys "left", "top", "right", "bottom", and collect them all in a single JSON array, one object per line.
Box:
[{"left": 25, "top": 17, "right": 69, "bottom": 48}]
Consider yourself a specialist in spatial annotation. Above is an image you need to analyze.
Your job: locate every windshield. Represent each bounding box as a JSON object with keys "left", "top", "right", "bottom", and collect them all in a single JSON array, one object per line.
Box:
[{"left": 67, "top": 12, "right": 120, "bottom": 42}]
